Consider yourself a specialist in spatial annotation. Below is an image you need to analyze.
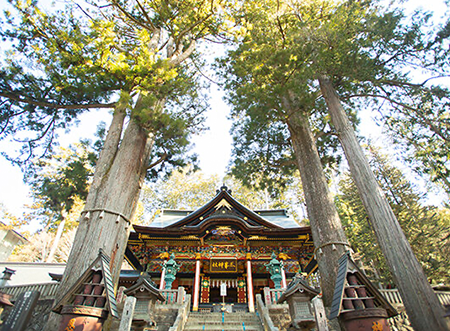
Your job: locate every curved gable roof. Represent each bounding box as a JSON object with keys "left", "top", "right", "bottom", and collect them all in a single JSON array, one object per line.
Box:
[{"left": 165, "top": 185, "right": 283, "bottom": 230}]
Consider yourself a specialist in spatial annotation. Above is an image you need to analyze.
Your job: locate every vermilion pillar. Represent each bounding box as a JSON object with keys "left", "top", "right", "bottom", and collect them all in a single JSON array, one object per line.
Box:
[
  {"left": 159, "top": 267, "right": 166, "bottom": 290},
  {"left": 246, "top": 253, "right": 255, "bottom": 312},
  {"left": 192, "top": 254, "right": 201, "bottom": 311},
  {"left": 281, "top": 267, "right": 287, "bottom": 289}
]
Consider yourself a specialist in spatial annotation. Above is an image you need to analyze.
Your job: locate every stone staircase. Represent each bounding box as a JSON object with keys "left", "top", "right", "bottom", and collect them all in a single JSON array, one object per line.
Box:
[
  {"left": 155, "top": 307, "right": 179, "bottom": 331},
  {"left": 184, "top": 312, "right": 264, "bottom": 331}
]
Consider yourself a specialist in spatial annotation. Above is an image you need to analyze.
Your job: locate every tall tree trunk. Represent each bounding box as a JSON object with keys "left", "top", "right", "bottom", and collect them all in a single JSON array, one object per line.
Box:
[
  {"left": 319, "top": 76, "right": 450, "bottom": 331},
  {"left": 45, "top": 103, "right": 155, "bottom": 330},
  {"left": 286, "top": 109, "right": 349, "bottom": 306}
]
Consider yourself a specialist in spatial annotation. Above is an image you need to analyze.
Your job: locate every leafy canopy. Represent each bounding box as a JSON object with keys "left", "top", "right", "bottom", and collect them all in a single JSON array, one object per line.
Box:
[
  {"left": 0, "top": 0, "right": 230, "bottom": 167},
  {"left": 219, "top": 0, "right": 450, "bottom": 199}
]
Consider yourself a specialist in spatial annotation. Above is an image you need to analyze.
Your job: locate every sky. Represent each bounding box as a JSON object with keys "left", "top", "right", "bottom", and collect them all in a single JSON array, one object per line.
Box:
[{"left": 0, "top": 0, "right": 448, "bottom": 219}]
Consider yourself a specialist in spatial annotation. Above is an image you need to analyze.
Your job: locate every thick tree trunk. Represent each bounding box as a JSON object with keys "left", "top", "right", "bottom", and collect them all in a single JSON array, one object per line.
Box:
[
  {"left": 45, "top": 104, "right": 155, "bottom": 330},
  {"left": 286, "top": 110, "right": 349, "bottom": 306},
  {"left": 319, "top": 76, "right": 450, "bottom": 331}
]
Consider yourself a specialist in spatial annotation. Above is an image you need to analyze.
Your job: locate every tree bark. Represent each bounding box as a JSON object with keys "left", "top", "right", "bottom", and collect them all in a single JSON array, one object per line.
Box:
[
  {"left": 286, "top": 109, "right": 349, "bottom": 306},
  {"left": 45, "top": 103, "right": 155, "bottom": 330},
  {"left": 319, "top": 75, "right": 450, "bottom": 331}
]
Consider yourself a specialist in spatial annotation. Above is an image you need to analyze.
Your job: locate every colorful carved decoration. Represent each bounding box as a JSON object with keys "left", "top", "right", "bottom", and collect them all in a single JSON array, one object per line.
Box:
[
  {"left": 129, "top": 243, "right": 314, "bottom": 264},
  {"left": 200, "top": 276, "right": 210, "bottom": 303},
  {"left": 237, "top": 277, "right": 247, "bottom": 303}
]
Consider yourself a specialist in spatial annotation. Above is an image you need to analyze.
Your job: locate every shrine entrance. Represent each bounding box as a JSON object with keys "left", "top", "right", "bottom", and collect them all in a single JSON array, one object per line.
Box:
[
  {"left": 125, "top": 186, "right": 315, "bottom": 312},
  {"left": 209, "top": 285, "right": 237, "bottom": 304},
  {"left": 199, "top": 272, "right": 248, "bottom": 306}
]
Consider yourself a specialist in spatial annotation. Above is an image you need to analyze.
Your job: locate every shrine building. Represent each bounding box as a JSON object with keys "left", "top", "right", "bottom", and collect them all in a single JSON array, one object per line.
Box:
[{"left": 124, "top": 185, "right": 315, "bottom": 312}]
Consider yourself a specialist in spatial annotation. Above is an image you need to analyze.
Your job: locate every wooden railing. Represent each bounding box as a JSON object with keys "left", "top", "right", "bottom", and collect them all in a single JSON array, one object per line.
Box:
[
  {"left": 436, "top": 291, "right": 450, "bottom": 306},
  {"left": 0, "top": 282, "right": 59, "bottom": 301},
  {"left": 263, "top": 288, "right": 284, "bottom": 305},
  {"left": 379, "top": 289, "right": 404, "bottom": 306},
  {"left": 264, "top": 286, "right": 450, "bottom": 310}
]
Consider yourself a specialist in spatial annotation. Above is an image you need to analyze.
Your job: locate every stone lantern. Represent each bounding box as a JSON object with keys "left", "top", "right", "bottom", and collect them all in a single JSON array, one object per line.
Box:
[
  {"left": 163, "top": 253, "right": 180, "bottom": 289},
  {"left": 265, "top": 252, "right": 283, "bottom": 289}
]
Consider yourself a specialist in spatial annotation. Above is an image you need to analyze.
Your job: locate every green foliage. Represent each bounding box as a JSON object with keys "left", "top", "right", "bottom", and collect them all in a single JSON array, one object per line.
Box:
[
  {"left": 218, "top": 0, "right": 350, "bottom": 193},
  {"left": 336, "top": 146, "right": 450, "bottom": 284},
  {"left": 0, "top": 0, "right": 228, "bottom": 165},
  {"left": 220, "top": 0, "right": 450, "bottom": 200},
  {"left": 24, "top": 142, "right": 95, "bottom": 230}
]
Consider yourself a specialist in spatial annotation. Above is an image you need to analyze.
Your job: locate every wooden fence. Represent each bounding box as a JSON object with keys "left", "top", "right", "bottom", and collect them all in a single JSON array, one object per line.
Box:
[
  {"left": 264, "top": 287, "right": 450, "bottom": 309},
  {"left": 0, "top": 282, "right": 59, "bottom": 301},
  {"left": 1, "top": 282, "right": 449, "bottom": 310}
]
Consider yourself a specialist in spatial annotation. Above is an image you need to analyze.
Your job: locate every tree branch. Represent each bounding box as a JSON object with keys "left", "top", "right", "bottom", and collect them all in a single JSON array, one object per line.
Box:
[
  {"left": 347, "top": 92, "right": 450, "bottom": 142},
  {"left": 109, "top": 0, "right": 154, "bottom": 32},
  {"left": 169, "top": 39, "right": 196, "bottom": 66},
  {"left": 147, "top": 153, "right": 168, "bottom": 170},
  {"left": 135, "top": 0, "right": 156, "bottom": 30},
  {"left": 0, "top": 92, "right": 116, "bottom": 110}
]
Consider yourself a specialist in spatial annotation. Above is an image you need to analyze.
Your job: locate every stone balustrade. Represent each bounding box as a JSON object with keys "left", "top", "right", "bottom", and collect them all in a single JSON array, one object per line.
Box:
[{"left": 256, "top": 293, "right": 280, "bottom": 331}]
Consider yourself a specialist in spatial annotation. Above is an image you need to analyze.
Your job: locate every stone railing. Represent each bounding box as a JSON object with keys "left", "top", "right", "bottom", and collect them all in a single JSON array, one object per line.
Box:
[
  {"left": 264, "top": 288, "right": 284, "bottom": 305},
  {"left": 0, "top": 282, "right": 59, "bottom": 301},
  {"left": 159, "top": 289, "right": 179, "bottom": 304},
  {"left": 256, "top": 294, "right": 280, "bottom": 331},
  {"left": 168, "top": 294, "right": 191, "bottom": 331}
]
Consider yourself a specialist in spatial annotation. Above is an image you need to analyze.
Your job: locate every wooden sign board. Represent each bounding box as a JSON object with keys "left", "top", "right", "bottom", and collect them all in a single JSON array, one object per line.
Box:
[{"left": 210, "top": 258, "right": 237, "bottom": 273}]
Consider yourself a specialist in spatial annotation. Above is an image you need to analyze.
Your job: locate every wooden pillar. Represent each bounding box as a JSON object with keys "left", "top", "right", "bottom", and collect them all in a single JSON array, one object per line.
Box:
[
  {"left": 246, "top": 253, "right": 255, "bottom": 312},
  {"left": 192, "top": 254, "right": 201, "bottom": 311}
]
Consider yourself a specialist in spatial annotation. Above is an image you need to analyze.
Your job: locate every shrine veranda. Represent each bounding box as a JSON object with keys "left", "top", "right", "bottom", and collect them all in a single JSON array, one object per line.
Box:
[{"left": 124, "top": 186, "right": 315, "bottom": 310}]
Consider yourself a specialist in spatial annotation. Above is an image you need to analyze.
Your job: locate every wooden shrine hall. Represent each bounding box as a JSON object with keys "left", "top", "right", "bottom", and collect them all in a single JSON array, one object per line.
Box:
[{"left": 125, "top": 185, "right": 315, "bottom": 312}]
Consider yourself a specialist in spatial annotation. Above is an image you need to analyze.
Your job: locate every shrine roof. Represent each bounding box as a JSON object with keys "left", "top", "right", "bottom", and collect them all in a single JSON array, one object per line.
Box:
[
  {"left": 129, "top": 185, "right": 311, "bottom": 240},
  {"left": 149, "top": 208, "right": 299, "bottom": 228}
]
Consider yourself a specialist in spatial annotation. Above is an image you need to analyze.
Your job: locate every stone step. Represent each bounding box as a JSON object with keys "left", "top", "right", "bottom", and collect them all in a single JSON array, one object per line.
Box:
[
  {"left": 187, "top": 316, "right": 260, "bottom": 321},
  {"left": 185, "top": 320, "right": 261, "bottom": 324},
  {"left": 186, "top": 318, "right": 260, "bottom": 324},
  {"left": 188, "top": 313, "right": 258, "bottom": 318},
  {"left": 184, "top": 326, "right": 263, "bottom": 331},
  {"left": 184, "top": 312, "right": 263, "bottom": 331}
]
